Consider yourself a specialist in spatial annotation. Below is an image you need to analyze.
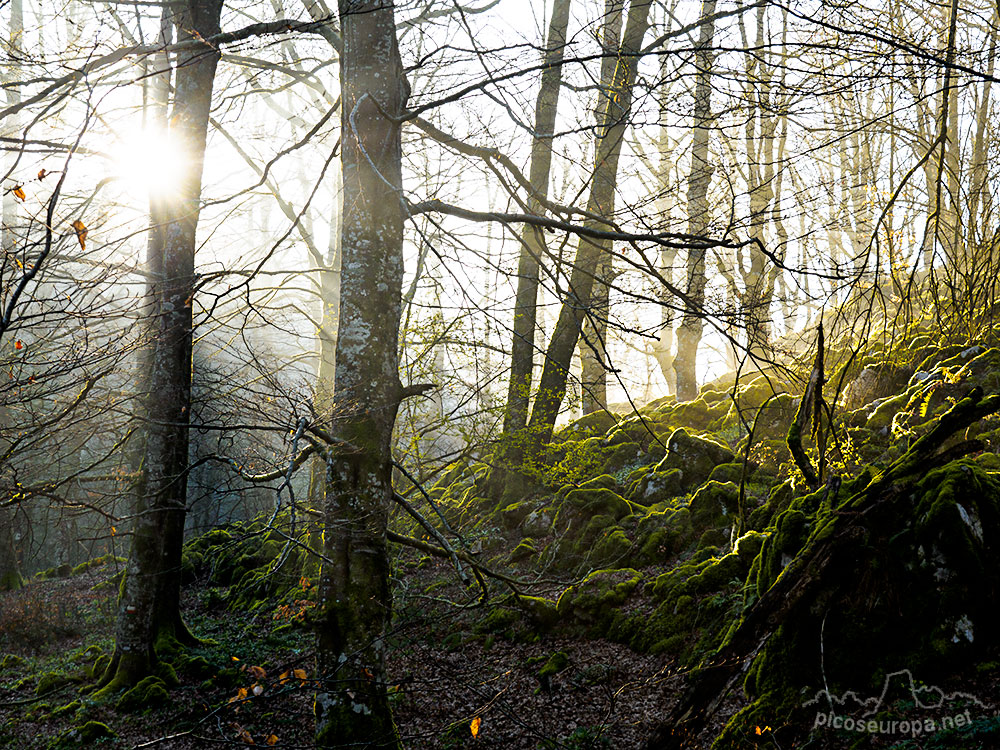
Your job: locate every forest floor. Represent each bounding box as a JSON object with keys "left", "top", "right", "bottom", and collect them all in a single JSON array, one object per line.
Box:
[
  {"left": 0, "top": 556, "right": 729, "bottom": 749},
  {"left": 3, "top": 545, "right": 999, "bottom": 748}
]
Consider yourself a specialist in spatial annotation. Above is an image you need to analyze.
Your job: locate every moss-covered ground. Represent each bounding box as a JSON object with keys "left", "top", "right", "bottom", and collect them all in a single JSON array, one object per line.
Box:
[{"left": 4, "top": 330, "right": 1000, "bottom": 747}]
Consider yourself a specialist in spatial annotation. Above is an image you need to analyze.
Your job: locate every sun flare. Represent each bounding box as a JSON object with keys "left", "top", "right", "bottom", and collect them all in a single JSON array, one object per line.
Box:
[{"left": 112, "top": 128, "right": 186, "bottom": 198}]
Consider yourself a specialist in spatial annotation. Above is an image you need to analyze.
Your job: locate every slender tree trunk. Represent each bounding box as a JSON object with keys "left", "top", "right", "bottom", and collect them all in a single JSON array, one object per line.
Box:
[
  {"left": 519, "top": 0, "right": 651, "bottom": 457},
  {"left": 651, "top": 49, "right": 678, "bottom": 394},
  {"left": 488, "top": 0, "right": 572, "bottom": 498},
  {"left": 306, "top": 168, "right": 341, "bottom": 574},
  {"left": 102, "top": 0, "right": 222, "bottom": 691},
  {"left": 0, "top": 0, "right": 23, "bottom": 593},
  {"left": 314, "top": 1, "right": 408, "bottom": 745},
  {"left": 924, "top": 0, "right": 960, "bottom": 272},
  {"left": 579, "top": 0, "right": 623, "bottom": 415},
  {"left": 673, "top": 0, "right": 718, "bottom": 400}
]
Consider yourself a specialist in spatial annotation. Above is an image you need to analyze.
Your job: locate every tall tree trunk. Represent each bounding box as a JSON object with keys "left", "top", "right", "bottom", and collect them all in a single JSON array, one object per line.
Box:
[
  {"left": 651, "top": 49, "right": 678, "bottom": 394},
  {"left": 924, "top": 0, "right": 960, "bottom": 272},
  {"left": 488, "top": 0, "right": 572, "bottom": 499},
  {"left": 673, "top": 0, "right": 718, "bottom": 400},
  {"left": 0, "top": 0, "right": 24, "bottom": 593},
  {"left": 101, "top": 0, "right": 222, "bottom": 691},
  {"left": 314, "top": 0, "right": 408, "bottom": 745},
  {"left": 306, "top": 171, "right": 341, "bottom": 574},
  {"left": 579, "top": 0, "right": 624, "bottom": 415},
  {"left": 520, "top": 0, "right": 651, "bottom": 457}
]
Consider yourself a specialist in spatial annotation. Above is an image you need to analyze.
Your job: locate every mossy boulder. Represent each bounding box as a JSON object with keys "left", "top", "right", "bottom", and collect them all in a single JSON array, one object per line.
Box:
[
  {"left": 516, "top": 596, "right": 559, "bottom": 630},
  {"left": 707, "top": 462, "right": 745, "bottom": 485},
  {"left": 634, "top": 506, "right": 694, "bottom": 564},
  {"left": 509, "top": 538, "right": 537, "bottom": 563},
  {"left": 747, "top": 479, "right": 794, "bottom": 530},
  {"left": 556, "top": 568, "right": 643, "bottom": 633},
  {"left": 591, "top": 526, "right": 632, "bottom": 565},
  {"left": 656, "top": 429, "right": 735, "bottom": 490},
  {"left": 688, "top": 480, "right": 739, "bottom": 530},
  {"left": 752, "top": 508, "right": 810, "bottom": 598},
  {"left": 733, "top": 530, "right": 768, "bottom": 566},
  {"left": 115, "top": 675, "right": 170, "bottom": 713},
  {"left": 36, "top": 671, "right": 73, "bottom": 696},
  {"left": 627, "top": 467, "right": 685, "bottom": 505},
  {"left": 499, "top": 500, "right": 536, "bottom": 531},
  {"left": 554, "top": 487, "right": 634, "bottom": 543},
  {"left": 46, "top": 721, "right": 115, "bottom": 749},
  {"left": 521, "top": 508, "right": 553, "bottom": 538}
]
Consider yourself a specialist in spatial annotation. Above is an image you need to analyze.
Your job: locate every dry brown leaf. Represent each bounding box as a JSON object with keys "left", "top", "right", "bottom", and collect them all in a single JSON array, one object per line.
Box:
[{"left": 71, "top": 219, "right": 88, "bottom": 250}]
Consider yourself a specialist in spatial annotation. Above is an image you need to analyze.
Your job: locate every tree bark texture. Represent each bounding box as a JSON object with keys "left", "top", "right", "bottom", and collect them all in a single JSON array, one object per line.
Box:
[
  {"left": 103, "top": 0, "right": 222, "bottom": 690},
  {"left": 314, "top": 1, "right": 408, "bottom": 746}
]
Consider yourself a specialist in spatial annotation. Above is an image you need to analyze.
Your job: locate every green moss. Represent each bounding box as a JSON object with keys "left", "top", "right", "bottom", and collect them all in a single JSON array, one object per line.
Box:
[
  {"left": 556, "top": 568, "right": 643, "bottom": 633},
  {"left": 0, "top": 653, "right": 25, "bottom": 669},
  {"left": 685, "top": 553, "right": 746, "bottom": 594},
  {"left": 509, "top": 538, "right": 537, "bottom": 563},
  {"left": 499, "top": 500, "right": 535, "bottom": 530},
  {"left": 733, "top": 530, "right": 767, "bottom": 566},
  {"left": 45, "top": 721, "right": 115, "bottom": 749},
  {"left": 656, "top": 429, "right": 735, "bottom": 490},
  {"left": 688, "top": 481, "right": 739, "bottom": 529},
  {"left": 708, "top": 462, "right": 744, "bottom": 485},
  {"left": 475, "top": 607, "right": 520, "bottom": 636},
  {"left": 754, "top": 509, "right": 809, "bottom": 597},
  {"left": 115, "top": 675, "right": 169, "bottom": 713},
  {"left": 516, "top": 596, "right": 559, "bottom": 630},
  {"left": 36, "top": 671, "right": 72, "bottom": 696},
  {"left": 47, "top": 700, "right": 82, "bottom": 720},
  {"left": 536, "top": 650, "right": 570, "bottom": 691},
  {"left": 627, "top": 467, "right": 685, "bottom": 505},
  {"left": 592, "top": 526, "right": 632, "bottom": 565},
  {"left": 747, "top": 479, "right": 794, "bottom": 530},
  {"left": 86, "top": 654, "right": 111, "bottom": 681}
]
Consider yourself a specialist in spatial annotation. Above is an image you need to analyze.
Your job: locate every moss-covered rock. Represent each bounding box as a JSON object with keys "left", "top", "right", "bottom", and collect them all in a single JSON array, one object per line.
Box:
[
  {"left": 517, "top": 596, "right": 559, "bottom": 630},
  {"left": 627, "top": 467, "right": 685, "bottom": 505},
  {"left": 46, "top": 721, "right": 115, "bottom": 749},
  {"left": 688, "top": 481, "right": 739, "bottom": 530},
  {"left": 753, "top": 508, "right": 809, "bottom": 598},
  {"left": 634, "top": 507, "right": 694, "bottom": 564},
  {"left": 36, "top": 671, "right": 73, "bottom": 696},
  {"left": 115, "top": 675, "right": 170, "bottom": 713},
  {"left": 656, "top": 429, "right": 735, "bottom": 490},
  {"left": 509, "top": 538, "right": 537, "bottom": 563},
  {"left": 556, "top": 568, "right": 643, "bottom": 634},
  {"left": 733, "top": 530, "right": 767, "bottom": 567}
]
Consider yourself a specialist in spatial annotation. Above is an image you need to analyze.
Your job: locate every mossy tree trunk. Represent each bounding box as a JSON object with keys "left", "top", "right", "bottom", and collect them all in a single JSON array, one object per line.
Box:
[
  {"left": 672, "top": 0, "right": 717, "bottom": 401},
  {"left": 314, "top": 1, "right": 408, "bottom": 746},
  {"left": 0, "top": 505, "right": 22, "bottom": 592},
  {"left": 488, "top": 0, "right": 572, "bottom": 500},
  {"left": 102, "top": 0, "right": 222, "bottom": 691},
  {"left": 522, "top": 0, "right": 652, "bottom": 448}
]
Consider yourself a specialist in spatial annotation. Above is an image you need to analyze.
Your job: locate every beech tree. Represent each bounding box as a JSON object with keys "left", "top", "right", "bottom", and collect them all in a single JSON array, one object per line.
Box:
[
  {"left": 313, "top": 0, "right": 412, "bottom": 745},
  {"left": 100, "top": 0, "right": 224, "bottom": 691}
]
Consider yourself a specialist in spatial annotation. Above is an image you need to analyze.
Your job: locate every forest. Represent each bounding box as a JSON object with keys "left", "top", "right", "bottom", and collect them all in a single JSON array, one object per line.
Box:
[{"left": 2, "top": 0, "right": 1000, "bottom": 746}]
